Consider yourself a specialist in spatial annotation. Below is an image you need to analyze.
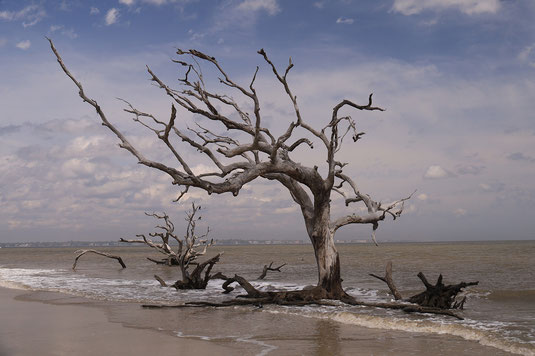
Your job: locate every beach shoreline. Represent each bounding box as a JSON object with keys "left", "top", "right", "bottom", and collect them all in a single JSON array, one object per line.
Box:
[
  {"left": 1, "top": 284, "right": 525, "bottom": 356},
  {"left": 0, "top": 286, "right": 247, "bottom": 356}
]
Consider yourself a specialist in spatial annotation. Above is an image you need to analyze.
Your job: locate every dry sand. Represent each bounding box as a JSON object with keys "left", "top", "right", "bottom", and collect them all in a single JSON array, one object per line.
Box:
[{"left": 0, "top": 287, "right": 238, "bottom": 356}]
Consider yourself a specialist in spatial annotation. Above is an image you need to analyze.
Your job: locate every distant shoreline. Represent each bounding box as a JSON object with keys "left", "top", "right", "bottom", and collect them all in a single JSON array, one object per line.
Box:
[{"left": 1, "top": 239, "right": 533, "bottom": 248}]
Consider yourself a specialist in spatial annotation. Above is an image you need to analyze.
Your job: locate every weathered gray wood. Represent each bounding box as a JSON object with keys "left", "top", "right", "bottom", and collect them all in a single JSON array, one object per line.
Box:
[
  {"left": 49, "top": 38, "right": 411, "bottom": 301},
  {"left": 72, "top": 250, "right": 126, "bottom": 270},
  {"left": 154, "top": 275, "right": 168, "bottom": 287},
  {"left": 258, "top": 262, "right": 286, "bottom": 280},
  {"left": 371, "top": 263, "right": 479, "bottom": 310},
  {"left": 369, "top": 261, "right": 403, "bottom": 300}
]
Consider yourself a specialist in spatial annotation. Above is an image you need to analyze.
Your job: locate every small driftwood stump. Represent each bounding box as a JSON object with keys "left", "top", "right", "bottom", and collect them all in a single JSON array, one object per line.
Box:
[
  {"left": 370, "top": 261, "right": 478, "bottom": 310},
  {"left": 369, "top": 261, "right": 402, "bottom": 300},
  {"left": 72, "top": 250, "right": 126, "bottom": 270},
  {"left": 408, "top": 272, "right": 478, "bottom": 309}
]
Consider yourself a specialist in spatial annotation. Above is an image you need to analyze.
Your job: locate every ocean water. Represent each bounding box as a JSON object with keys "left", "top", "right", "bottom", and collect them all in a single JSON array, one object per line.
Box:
[{"left": 0, "top": 241, "right": 533, "bottom": 355}]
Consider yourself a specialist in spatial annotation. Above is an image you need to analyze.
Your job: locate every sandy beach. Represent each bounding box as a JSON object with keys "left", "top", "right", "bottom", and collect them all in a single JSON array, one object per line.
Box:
[
  {"left": 0, "top": 287, "right": 241, "bottom": 356},
  {"left": 1, "top": 284, "right": 523, "bottom": 356}
]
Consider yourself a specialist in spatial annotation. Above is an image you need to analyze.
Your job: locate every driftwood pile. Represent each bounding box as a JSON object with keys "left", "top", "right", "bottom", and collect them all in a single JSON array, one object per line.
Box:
[{"left": 370, "top": 261, "right": 479, "bottom": 310}]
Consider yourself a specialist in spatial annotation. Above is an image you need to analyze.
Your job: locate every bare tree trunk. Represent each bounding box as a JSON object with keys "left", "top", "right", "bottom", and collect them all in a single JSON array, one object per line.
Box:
[
  {"left": 308, "top": 200, "right": 345, "bottom": 299},
  {"left": 312, "top": 230, "right": 344, "bottom": 298}
]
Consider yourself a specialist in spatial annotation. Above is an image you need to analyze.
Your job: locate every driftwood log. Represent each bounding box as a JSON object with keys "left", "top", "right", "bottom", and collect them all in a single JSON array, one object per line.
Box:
[
  {"left": 143, "top": 273, "right": 466, "bottom": 319},
  {"left": 370, "top": 262, "right": 479, "bottom": 310},
  {"left": 72, "top": 249, "right": 126, "bottom": 270},
  {"left": 258, "top": 262, "right": 287, "bottom": 280}
]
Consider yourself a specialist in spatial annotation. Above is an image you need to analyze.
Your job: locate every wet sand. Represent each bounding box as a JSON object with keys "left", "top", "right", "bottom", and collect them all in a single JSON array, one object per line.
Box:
[
  {"left": 0, "top": 287, "right": 242, "bottom": 356},
  {"left": 0, "top": 286, "right": 519, "bottom": 356}
]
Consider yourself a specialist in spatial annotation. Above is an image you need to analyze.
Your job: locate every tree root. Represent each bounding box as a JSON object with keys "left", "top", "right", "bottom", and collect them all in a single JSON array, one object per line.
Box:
[
  {"left": 370, "top": 262, "right": 479, "bottom": 310},
  {"left": 142, "top": 273, "right": 466, "bottom": 319}
]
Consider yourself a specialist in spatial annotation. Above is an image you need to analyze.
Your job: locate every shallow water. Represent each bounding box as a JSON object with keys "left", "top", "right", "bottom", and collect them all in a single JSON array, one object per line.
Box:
[{"left": 0, "top": 241, "right": 534, "bottom": 355}]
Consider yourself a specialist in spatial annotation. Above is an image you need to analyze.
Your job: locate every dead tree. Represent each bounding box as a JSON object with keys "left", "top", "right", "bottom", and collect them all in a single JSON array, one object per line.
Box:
[
  {"left": 72, "top": 249, "right": 126, "bottom": 270},
  {"left": 120, "top": 212, "right": 181, "bottom": 266},
  {"left": 258, "top": 262, "right": 286, "bottom": 280},
  {"left": 122, "top": 203, "right": 219, "bottom": 289},
  {"left": 370, "top": 262, "right": 479, "bottom": 309},
  {"left": 120, "top": 204, "right": 213, "bottom": 267},
  {"left": 49, "top": 39, "right": 412, "bottom": 303}
]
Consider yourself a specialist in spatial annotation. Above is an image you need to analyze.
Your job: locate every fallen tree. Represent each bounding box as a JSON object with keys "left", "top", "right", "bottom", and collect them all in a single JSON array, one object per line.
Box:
[
  {"left": 144, "top": 273, "right": 467, "bottom": 319},
  {"left": 50, "top": 39, "right": 414, "bottom": 305},
  {"left": 370, "top": 261, "right": 479, "bottom": 310}
]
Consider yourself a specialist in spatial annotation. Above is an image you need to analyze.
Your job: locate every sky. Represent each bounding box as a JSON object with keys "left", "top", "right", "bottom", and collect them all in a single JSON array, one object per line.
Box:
[{"left": 1, "top": 0, "right": 534, "bottom": 243}]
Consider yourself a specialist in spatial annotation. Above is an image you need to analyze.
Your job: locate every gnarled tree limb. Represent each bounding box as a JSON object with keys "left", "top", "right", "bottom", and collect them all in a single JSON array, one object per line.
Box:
[
  {"left": 49, "top": 38, "right": 412, "bottom": 301},
  {"left": 72, "top": 249, "right": 126, "bottom": 270},
  {"left": 258, "top": 262, "right": 287, "bottom": 280}
]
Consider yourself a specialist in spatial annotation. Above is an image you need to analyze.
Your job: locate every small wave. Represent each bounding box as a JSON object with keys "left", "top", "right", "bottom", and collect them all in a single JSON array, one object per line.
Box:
[
  {"left": 266, "top": 308, "right": 535, "bottom": 356},
  {"left": 175, "top": 331, "right": 278, "bottom": 356}
]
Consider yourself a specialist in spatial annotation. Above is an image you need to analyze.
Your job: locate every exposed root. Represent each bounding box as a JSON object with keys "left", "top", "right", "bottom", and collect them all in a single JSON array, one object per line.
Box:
[
  {"left": 142, "top": 273, "right": 465, "bottom": 319},
  {"left": 370, "top": 262, "right": 478, "bottom": 311},
  {"left": 172, "top": 254, "right": 221, "bottom": 290}
]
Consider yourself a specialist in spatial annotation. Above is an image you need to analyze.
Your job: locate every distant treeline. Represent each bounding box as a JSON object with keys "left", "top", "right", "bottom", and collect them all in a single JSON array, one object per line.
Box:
[{"left": 0, "top": 239, "right": 313, "bottom": 248}]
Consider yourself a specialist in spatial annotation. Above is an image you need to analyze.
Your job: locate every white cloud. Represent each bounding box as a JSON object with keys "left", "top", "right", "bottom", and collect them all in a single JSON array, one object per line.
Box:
[
  {"left": 518, "top": 44, "right": 533, "bottom": 61},
  {"left": 120, "top": 0, "right": 135, "bottom": 5},
  {"left": 237, "top": 0, "right": 280, "bottom": 15},
  {"left": 141, "top": 0, "right": 191, "bottom": 5},
  {"left": 423, "top": 165, "right": 452, "bottom": 179},
  {"left": 313, "top": 2, "right": 325, "bottom": 9},
  {"left": 90, "top": 7, "right": 100, "bottom": 15},
  {"left": 59, "top": 0, "right": 71, "bottom": 11},
  {"left": 188, "top": 29, "right": 205, "bottom": 41},
  {"left": 0, "top": 4, "right": 46, "bottom": 27},
  {"left": 518, "top": 44, "right": 535, "bottom": 68},
  {"left": 142, "top": 0, "right": 168, "bottom": 4},
  {"left": 61, "top": 28, "right": 79, "bottom": 39},
  {"left": 50, "top": 25, "right": 63, "bottom": 32},
  {"left": 392, "top": 0, "right": 500, "bottom": 16},
  {"left": 336, "top": 17, "right": 354, "bottom": 24},
  {"left": 456, "top": 164, "right": 484, "bottom": 175},
  {"left": 105, "top": 8, "right": 119, "bottom": 25},
  {"left": 15, "top": 40, "right": 31, "bottom": 50},
  {"left": 453, "top": 208, "right": 467, "bottom": 217},
  {"left": 417, "top": 193, "right": 428, "bottom": 201},
  {"left": 49, "top": 25, "right": 79, "bottom": 39}
]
